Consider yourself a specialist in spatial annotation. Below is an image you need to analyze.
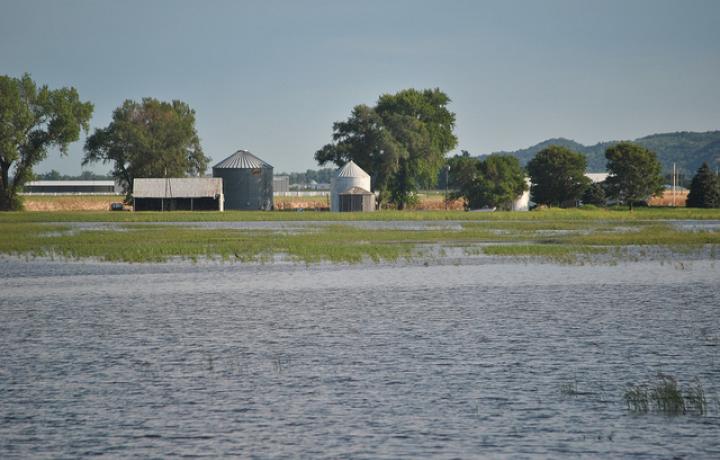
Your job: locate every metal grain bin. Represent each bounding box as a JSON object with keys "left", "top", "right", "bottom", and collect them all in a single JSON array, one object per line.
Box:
[
  {"left": 212, "top": 150, "right": 274, "bottom": 210},
  {"left": 330, "top": 161, "right": 372, "bottom": 212}
]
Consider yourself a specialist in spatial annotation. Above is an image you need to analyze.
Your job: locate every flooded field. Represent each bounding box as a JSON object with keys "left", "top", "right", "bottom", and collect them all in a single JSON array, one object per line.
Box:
[{"left": 1, "top": 256, "right": 719, "bottom": 458}]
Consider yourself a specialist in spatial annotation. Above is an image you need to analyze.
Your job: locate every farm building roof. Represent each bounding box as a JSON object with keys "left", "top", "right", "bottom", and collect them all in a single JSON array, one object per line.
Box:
[
  {"left": 133, "top": 178, "right": 223, "bottom": 198},
  {"left": 336, "top": 160, "right": 370, "bottom": 178},
  {"left": 213, "top": 150, "right": 272, "bottom": 169},
  {"left": 339, "top": 186, "right": 373, "bottom": 195}
]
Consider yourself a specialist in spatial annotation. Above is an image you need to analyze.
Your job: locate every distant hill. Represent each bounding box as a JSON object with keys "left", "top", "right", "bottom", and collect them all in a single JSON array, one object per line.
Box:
[{"left": 488, "top": 131, "right": 720, "bottom": 174}]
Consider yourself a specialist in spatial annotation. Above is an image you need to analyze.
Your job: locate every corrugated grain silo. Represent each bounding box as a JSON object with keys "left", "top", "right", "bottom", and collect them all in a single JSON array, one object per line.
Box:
[
  {"left": 212, "top": 149, "right": 274, "bottom": 210},
  {"left": 330, "top": 161, "right": 372, "bottom": 212}
]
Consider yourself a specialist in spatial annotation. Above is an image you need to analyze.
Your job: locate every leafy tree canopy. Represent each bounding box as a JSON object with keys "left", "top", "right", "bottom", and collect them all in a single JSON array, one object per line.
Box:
[
  {"left": 35, "top": 169, "right": 112, "bottom": 181},
  {"left": 0, "top": 73, "right": 93, "bottom": 210},
  {"left": 582, "top": 182, "right": 607, "bottom": 207},
  {"left": 276, "top": 168, "right": 335, "bottom": 186},
  {"left": 449, "top": 153, "right": 527, "bottom": 210},
  {"left": 605, "top": 142, "right": 664, "bottom": 210},
  {"left": 315, "top": 88, "right": 457, "bottom": 209},
  {"left": 686, "top": 162, "right": 720, "bottom": 208},
  {"left": 83, "top": 98, "right": 208, "bottom": 194},
  {"left": 526, "top": 145, "right": 590, "bottom": 207}
]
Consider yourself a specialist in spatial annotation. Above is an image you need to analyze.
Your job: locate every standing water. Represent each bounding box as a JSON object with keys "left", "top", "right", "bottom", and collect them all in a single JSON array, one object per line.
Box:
[{"left": 1, "top": 257, "right": 719, "bottom": 457}]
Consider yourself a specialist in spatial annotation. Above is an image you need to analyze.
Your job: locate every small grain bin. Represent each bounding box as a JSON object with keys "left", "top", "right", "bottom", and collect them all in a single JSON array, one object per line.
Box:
[
  {"left": 212, "top": 149, "right": 273, "bottom": 210},
  {"left": 330, "top": 161, "right": 372, "bottom": 212}
]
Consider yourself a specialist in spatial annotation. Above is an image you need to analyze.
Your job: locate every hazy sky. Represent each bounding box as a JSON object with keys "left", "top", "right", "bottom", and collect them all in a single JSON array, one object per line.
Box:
[{"left": 2, "top": 0, "right": 719, "bottom": 175}]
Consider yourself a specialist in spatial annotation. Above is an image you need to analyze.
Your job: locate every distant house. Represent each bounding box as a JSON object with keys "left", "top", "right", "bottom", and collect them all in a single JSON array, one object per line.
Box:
[
  {"left": 22, "top": 180, "right": 121, "bottom": 195},
  {"left": 515, "top": 173, "right": 608, "bottom": 211},
  {"left": 133, "top": 178, "right": 224, "bottom": 211},
  {"left": 586, "top": 172, "right": 609, "bottom": 183},
  {"left": 273, "top": 176, "right": 290, "bottom": 193},
  {"left": 511, "top": 178, "right": 533, "bottom": 211}
]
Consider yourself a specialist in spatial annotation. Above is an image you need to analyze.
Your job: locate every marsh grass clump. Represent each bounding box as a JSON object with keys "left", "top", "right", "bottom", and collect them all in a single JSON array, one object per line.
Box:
[
  {"left": 560, "top": 380, "right": 579, "bottom": 396},
  {"left": 624, "top": 384, "right": 650, "bottom": 412},
  {"left": 624, "top": 374, "right": 708, "bottom": 415},
  {"left": 685, "top": 378, "right": 707, "bottom": 415},
  {"left": 651, "top": 374, "right": 686, "bottom": 415}
]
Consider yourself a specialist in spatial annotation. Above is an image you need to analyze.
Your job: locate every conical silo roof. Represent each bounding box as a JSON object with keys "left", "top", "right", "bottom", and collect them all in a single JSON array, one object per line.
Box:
[
  {"left": 336, "top": 160, "right": 370, "bottom": 178},
  {"left": 213, "top": 149, "right": 272, "bottom": 169}
]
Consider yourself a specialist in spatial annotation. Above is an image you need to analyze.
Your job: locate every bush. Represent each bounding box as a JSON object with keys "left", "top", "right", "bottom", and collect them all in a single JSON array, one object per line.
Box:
[{"left": 686, "top": 162, "right": 720, "bottom": 208}]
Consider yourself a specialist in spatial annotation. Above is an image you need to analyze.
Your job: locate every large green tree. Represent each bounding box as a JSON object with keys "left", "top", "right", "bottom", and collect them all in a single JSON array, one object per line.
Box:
[
  {"left": 0, "top": 73, "right": 93, "bottom": 210},
  {"left": 449, "top": 153, "right": 527, "bottom": 210},
  {"left": 686, "top": 162, "right": 720, "bottom": 208},
  {"left": 315, "top": 88, "right": 457, "bottom": 209},
  {"left": 83, "top": 98, "right": 209, "bottom": 194},
  {"left": 604, "top": 142, "right": 664, "bottom": 210},
  {"left": 526, "top": 145, "right": 590, "bottom": 207},
  {"left": 582, "top": 182, "right": 608, "bottom": 207}
]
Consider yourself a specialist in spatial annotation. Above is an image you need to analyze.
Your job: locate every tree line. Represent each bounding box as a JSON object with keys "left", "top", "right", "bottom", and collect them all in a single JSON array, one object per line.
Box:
[
  {"left": 448, "top": 143, "right": 720, "bottom": 210},
  {"left": 1, "top": 73, "right": 718, "bottom": 210},
  {"left": 35, "top": 170, "right": 112, "bottom": 181},
  {"left": 1, "top": 74, "right": 208, "bottom": 209},
  {"left": 275, "top": 168, "right": 336, "bottom": 186}
]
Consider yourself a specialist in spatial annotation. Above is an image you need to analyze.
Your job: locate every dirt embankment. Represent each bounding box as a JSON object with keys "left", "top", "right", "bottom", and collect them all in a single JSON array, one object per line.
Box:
[
  {"left": 23, "top": 191, "right": 687, "bottom": 212},
  {"left": 22, "top": 196, "right": 121, "bottom": 211},
  {"left": 22, "top": 194, "right": 468, "bottom": 212}
]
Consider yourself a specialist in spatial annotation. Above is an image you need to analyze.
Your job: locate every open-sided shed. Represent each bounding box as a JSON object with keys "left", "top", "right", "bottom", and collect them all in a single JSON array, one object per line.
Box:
[
  {"left": 133, "top": 178, "right": 224, "bottom": 211},
  {"left": 338, "top": 186, "right": 375, "bottom": 212}
]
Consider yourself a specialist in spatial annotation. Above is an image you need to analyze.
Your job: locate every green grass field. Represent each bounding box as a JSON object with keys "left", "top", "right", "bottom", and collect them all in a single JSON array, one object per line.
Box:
[
  {"left": 3, "top": 206, "right": 720, "bottom": 223},
  {"left": 2, "top": 207, "right": 719, "bottom": 264}
]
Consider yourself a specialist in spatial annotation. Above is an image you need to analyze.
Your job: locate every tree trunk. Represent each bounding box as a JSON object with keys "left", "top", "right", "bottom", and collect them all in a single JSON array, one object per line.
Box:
[{"left": 0, "top": 160, "right": 14, "bottom": 211}]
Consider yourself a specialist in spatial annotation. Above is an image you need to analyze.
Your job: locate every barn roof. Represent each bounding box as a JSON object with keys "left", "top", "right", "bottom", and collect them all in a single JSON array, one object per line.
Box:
[
  {"left": 213, "top": 150, "right": 272, "bottom": 169},
  {"left": 336, "top": 160, "right": 370, "bottom": 178},
  {"left": 133, "top": 178, "right": 223, "bottom": 198}
]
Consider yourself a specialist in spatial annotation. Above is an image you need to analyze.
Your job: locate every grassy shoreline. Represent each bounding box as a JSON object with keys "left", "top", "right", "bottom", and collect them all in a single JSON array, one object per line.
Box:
[
  {"left": 3, "top": 207, "right": 720, "bottom": 223},
  {"left": 2, "top": 209, "right": 719, "bottom": 264}
]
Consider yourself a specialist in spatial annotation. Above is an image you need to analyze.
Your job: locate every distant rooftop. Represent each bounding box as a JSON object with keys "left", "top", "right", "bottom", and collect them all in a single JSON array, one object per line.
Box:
[
  {"left": 133, "top": 178, "right": 223, "bottom": 198},
  {"left": 340, "top": 186, "right": 372, "bottom": 195}
]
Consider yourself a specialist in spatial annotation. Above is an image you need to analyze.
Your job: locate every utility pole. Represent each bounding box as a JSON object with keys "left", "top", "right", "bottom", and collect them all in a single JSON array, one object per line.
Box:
[
  {"left": 445, "top": 165, "right": 450, "bottom": 210},
  {"left": 162, "top": 167, "right": 168, "bottom": 212},
  {"left": 672, "top": 163, "right": 676, "bottom": 207}
]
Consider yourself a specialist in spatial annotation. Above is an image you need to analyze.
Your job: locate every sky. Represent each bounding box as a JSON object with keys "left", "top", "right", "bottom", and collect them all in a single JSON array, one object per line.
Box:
[{"left": 1, "top": 0, "right": 719, "bottom": 175}]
